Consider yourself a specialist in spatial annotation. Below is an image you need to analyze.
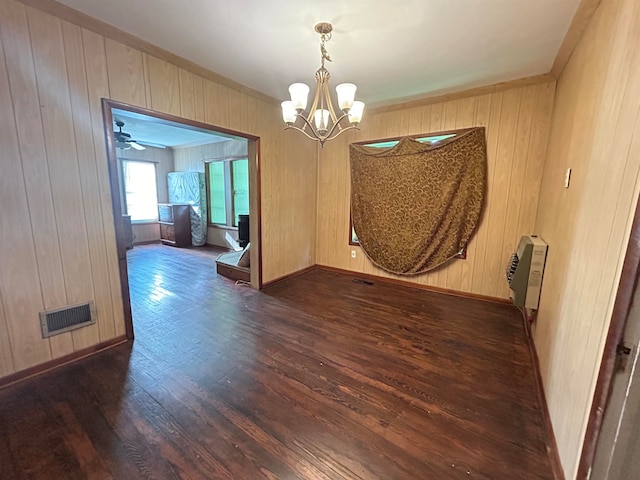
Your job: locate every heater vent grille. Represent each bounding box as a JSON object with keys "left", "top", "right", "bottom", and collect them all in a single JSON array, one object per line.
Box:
[{"left": 40, "top": 302, "right": 96, "bottom": 338}]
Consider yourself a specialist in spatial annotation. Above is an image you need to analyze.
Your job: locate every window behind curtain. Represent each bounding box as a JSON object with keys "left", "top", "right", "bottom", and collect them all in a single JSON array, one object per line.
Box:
[
  {"left": 206, "top": 158, "right": 249, "bottom": 227},
  {"left": 122, "top": 160, "right": 158, "bottom": 222}
]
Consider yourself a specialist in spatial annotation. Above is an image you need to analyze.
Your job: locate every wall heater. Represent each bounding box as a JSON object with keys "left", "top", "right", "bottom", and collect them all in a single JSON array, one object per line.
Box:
[{"left": 506, "top": 235, "right": 548, "bottom": 310}]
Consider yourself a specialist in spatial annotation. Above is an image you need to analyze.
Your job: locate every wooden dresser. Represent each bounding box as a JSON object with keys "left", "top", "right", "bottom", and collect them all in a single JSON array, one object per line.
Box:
[{"left": 158, "top": 204, "right": 191, "bottom": 247}]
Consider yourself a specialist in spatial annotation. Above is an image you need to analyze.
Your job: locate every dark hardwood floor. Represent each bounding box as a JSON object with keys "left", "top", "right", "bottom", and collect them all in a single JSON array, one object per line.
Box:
[{"left": 0, "top": 244, "right": 554, "bottom": 479}]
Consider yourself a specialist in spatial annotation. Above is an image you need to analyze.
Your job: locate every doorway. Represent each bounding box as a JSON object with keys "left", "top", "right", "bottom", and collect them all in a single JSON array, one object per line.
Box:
[{"left": 101, "top": 99, "right": 261, "bottom": 340}]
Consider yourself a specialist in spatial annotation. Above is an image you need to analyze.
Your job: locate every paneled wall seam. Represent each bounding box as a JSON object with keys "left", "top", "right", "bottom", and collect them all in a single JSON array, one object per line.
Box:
[
  {"left": 80, "top": 28, "right": 115, "bottom": 342},
  {"left": 83, "top": 27, "right": 123, "bottom": 341},
  {"left": 498, "top": 91, "right": 526, "bottom": 269},
  {"left": 530, "top": 82, "right": 557, "bottom": 235},
  {"left": 62, "top": 21, "right": 100, "bottom": 351},
  {"left": 2, "top": 5, "right": 56, "bottom": 360},
  {"left": 24, "top": 8, "right": 71, "bottom": 314}
]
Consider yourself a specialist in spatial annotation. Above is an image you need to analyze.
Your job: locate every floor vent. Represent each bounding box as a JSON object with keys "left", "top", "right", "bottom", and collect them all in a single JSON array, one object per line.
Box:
[{"left": 40, "top": 301, "right": 96, "bottom": 338}]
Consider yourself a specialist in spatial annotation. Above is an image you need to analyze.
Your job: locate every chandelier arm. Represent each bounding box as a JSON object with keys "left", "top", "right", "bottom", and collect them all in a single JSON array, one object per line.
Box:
[
  {"left": 324, "top": 124, "right": 360, "bottom": 143},
  {"left": 323, "top": 83, "right": 340, "bottom": 123},
  {"left": 304, "top": 79, "right": 323, "bottom": 127},
  {"left": 294, "top": 113, "right": 323, "bottom": 140},
  {"left": 285, "top": 124, "right": 323, "bottom": 142},
  {"left": 321, "top": 111, "right": 351, "bottom": 141}
]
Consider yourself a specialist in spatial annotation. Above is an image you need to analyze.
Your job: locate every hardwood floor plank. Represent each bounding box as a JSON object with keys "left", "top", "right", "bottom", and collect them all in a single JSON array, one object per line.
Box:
[{"left": 0, "top": 244, "right": 554, "bottom": 479}]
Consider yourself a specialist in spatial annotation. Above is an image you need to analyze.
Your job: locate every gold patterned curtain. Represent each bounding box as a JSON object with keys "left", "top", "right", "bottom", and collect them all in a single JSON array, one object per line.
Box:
[{"left": 349, "top": 127, "right": 487, "bottom": 275}]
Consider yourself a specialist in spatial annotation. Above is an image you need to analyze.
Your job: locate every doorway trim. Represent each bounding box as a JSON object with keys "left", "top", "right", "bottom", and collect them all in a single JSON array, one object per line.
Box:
[
  {"left": 101, "top": 98, "right": 262, "bottom": 341},
  {"left": 577, "top": 195, "right": 640, "bottom": 478}
]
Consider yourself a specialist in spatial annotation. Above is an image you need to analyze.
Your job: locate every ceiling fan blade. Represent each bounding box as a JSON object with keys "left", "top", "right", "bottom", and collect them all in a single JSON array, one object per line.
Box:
[{"left": 130, "top": 141, "right": 146, "bottom": 151}]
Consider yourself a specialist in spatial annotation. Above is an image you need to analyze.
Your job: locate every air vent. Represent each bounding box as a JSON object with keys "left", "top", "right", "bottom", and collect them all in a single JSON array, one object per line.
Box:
[{"left": 40, "top": 301, "right": 96, "bottom": 338}]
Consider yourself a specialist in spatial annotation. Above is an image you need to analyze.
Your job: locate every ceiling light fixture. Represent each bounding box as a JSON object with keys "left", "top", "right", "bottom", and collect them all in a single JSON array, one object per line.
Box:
[
  {"left": 114, "top": 121, "right": 146, "bottom": 150},
  {"left": 281, "top": 23, "right": 365, "bottom": 147}
]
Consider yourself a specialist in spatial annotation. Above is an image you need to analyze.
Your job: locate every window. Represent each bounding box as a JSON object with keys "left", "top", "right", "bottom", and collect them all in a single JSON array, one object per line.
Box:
[
  {"left": 206, "top": 158, "right": 249, "bottom": 227},
  {"left": 122, "top": 160, "right": 158, "bottom": 222}
]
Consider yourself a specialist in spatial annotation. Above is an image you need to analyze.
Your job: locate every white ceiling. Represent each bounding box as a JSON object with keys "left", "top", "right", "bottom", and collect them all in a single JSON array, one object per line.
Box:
[
  {"left": 59, "top": 0, "right": 581, "bottom": 107},
  {"left": 112, "top": 108, "right": 232, "bottom": 148}
]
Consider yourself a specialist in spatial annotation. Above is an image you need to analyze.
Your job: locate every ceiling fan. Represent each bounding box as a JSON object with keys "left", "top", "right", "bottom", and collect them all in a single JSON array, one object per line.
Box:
[{"left": 114, "top": 120, "right": 146, "bottom": 150}]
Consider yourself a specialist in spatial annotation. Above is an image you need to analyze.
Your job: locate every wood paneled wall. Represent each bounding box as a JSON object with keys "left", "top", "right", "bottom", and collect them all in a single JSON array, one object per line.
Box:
[
  {"left": 131, "top": 223, "right": 160, "bottom": 245},
  {"left": 0, "top": 0, "right": 317, "bottom": 379},
  {"left": 317, "top": 82, "right": 555, "bottom": 300},
  {"left": 533, "top": 0, "right": 640, "bottom": 476},
  {"left": 173, "top": 139, "right": 248, "bottom": 173}
]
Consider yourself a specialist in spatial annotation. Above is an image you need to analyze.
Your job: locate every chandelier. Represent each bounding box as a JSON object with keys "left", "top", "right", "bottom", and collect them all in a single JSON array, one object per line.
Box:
[{"left": 281, "top": 23, "right": 365, "bottom": 147}]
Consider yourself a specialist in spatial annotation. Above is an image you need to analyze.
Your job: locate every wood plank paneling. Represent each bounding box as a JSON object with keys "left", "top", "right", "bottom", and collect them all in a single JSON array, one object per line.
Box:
[
  {"left": 173, "top": 139, "right": 247, "bottom": 173},
  {"left": 0, "top": 31, "right": 21, "bottom": 376},
  {"left": 82, "top": 27, "right": 120, "bottom": 341},
  {"left": 533, "top": 0, "right": 640, "bottom": 476},
  {"left": 76, "top": 22, "right": 122, "bottom": 347},
  {"left": 449, "top": 97, "right": 477, "bottom": 293},
  {"left": 131, "top": 224, "right": 160, "bottom": 244},
  {"left": 63, "top": 19, "right": 127, "bottom": 346},
  {"left": 0, "top": 288, "right": 15, "bottom": 377},
  {"left": 203, "top": 79, "right": 230, "bottom": 128},
  {"left": 178, "top": 68, "right": 196, "bottom": 121},
  {"left": 482, "top": 89, "right": 520, "bottom": 299},
  {"left": 468, "top": 94, "right": 495, "bottom": 295},
  {"left": 0, "top": 1, "right": 67, "bottom": 318},
  {"left": 193, "top": 74, "right": 206, "bottom": 124},
  {"left": 27, "top": 6, "right": 96, "bottom": 353},
  {"left": 316, "top": 83, "right": 555, "bottom": 301},
  {"left": 517, "top": 82, "right": 555, "bottom": 238},
  {"left": 147, "top": 55, "right": 181, "bottom": 116},
  {"left": 104, "top": 39, "right": 146, "bottom": 107},
  {"left": 0, "top": 1, "right": 51, "bottom": 372},
  {"left": 227, "top": 88, "right": 242, "bottom": 132}
]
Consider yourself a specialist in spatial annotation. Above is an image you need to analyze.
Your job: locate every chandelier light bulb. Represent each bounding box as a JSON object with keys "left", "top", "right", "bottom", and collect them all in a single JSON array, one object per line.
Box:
[
  {"left": 349, "top": 101, "right": 365, "bottom": 125},
  {"left": 288, "top": 83, "right": 310, "bottom": 112},
  {"left": 336, "top": 83, "right": 357, "bottom": 111},
  {"left": 281, "top": 101, "right": 297, "bottom": 124}
]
